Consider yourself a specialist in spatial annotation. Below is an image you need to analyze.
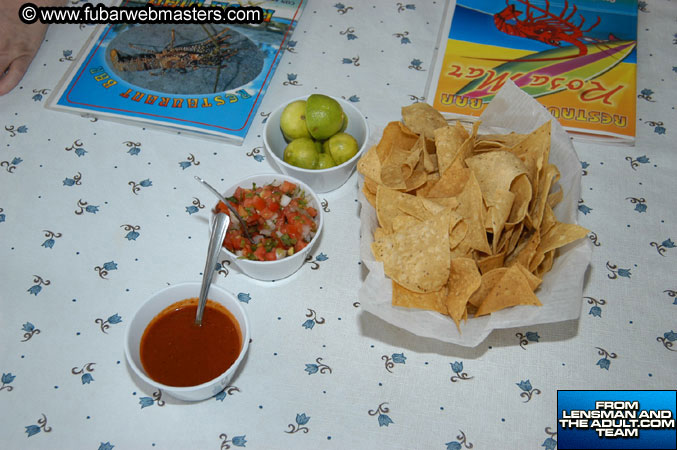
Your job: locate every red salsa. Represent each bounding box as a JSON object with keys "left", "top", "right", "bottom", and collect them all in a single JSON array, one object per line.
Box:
[
  {"left": 215, "top": 180, "right": 319, "bottom": 261},
  {"left": 140, "top": 298, "right": 242, "bottom": 387}
]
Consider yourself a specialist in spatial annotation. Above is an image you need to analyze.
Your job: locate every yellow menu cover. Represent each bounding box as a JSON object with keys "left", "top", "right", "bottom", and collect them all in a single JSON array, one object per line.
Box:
[{"left": 427, "top": 0, "right": 638, "bottom": 145}]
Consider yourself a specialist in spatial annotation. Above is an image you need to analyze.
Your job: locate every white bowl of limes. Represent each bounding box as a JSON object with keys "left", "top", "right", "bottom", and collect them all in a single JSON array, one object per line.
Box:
[{"left": 263, "top": 94, "right": 369, "bottom": 194}]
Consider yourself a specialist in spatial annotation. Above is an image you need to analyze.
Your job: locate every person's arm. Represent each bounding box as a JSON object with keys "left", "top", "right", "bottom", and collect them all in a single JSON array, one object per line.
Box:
[{"left": 0, "top": 0, "right": 65, "bottom": 95}]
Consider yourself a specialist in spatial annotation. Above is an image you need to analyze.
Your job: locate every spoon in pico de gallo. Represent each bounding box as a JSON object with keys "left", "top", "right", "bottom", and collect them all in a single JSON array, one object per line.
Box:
[{"left": 194, "top": 176, "right": 254, "bottom": 244}]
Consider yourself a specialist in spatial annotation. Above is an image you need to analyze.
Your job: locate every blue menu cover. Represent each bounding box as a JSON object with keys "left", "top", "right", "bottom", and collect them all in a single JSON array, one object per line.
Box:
[{"left": 48, "top": 0, "right": 305, "bottom": 144}]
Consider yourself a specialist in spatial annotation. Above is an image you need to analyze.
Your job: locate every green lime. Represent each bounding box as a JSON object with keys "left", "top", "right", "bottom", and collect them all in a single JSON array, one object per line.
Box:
[
  {"left": 316, "top": 152, "right": 337, "bottom": 169},
  {"left": 283, "top": 137, "right": 319, "bottom": 169},
  {"left": 314, "top": 139, "right": 324, "bottom": 154},
  {"left": 305, "top": 94, "right": 345, "bottom": 141},
  {"left": 280, "top": 100, "right": 311, "bottom": 141},
  {"left": 340, "top": 114, "right": 348, "bottom": 133},
  {"left": 326, "top": 132, "right": 359, "bottom": 165}
]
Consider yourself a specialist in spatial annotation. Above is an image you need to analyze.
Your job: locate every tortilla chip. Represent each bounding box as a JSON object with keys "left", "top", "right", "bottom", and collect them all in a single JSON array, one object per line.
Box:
[
  {"left": 506, "top": 229, "right": 540, "bottom": 269},
  {"left": 537, "top": 222, "right": 590, "bottom": 255},
  {"left": 392, "top": 281, "right": 448, "bottom": 314},
  {"left": 495, "top": 226, "right": 514, "bottom": 255},
  {"left": 373, "top": 227, "right": 389, "bottom": 242},
  {"left": 473, "top": 140, "right": 506, "bottom": 152},
  {"left": 376, "top": 121, "right": 419, "bottom": 162},
  {"left": 505, "top": 221, "right": 524, "bottom": 256},
  {"left": 404, "top": 162, "right": 429, "bottom": 192},
  {"left": 448, "top": 219, "right": 468, "bottom": 250},
  {"left": 362, "top": 182, "right": 376, "bottom": 207},
  {"left": 421, "top": 140, "right": 439, "bottom": 173},
  {"left": 444, "top": 209, "right": 464, "bottom": 234},
  {"left": 530, "top": 248, "right": 546, "bottom": 272},
  {"left": 371, "top": 212, "right": 451, "bottom": 293},
  {"left": 475, "top": 265, "right": 542, "bottom": 316},
  {"left": 401, "top": 102, "right": 448, "bottom": 139},
  {"left": 476, "top": 131, "right": 527, "bottom": 150},
  {"left": 453, "top": 171, "right": 492, "bottom": 254},
  {"left": 376, "top": 186, "right": 448, "bottom": 226},
  {"left": 380, "top": 144, "right": 419, "bottom": 189},
  {"left": 451, "top": 124, "right": 478, "bottom": 171},
  {"left": 508, "top": 121, "right": 551, "bottom": 186},
  {"left": 376, "top": 186, "right": 423, "bottom": 230},
  {"left": 449, "top": 240, "right": 474, "bottom": 259},
  {"left": 404, "top": 199, "right": 443, "bottom": 223},
  {"left": 468, "top": 268, "right": 507, "bottom": 308},
  {"left": 414, "top": 172, "right": 441, "bottom": 197},
  {"left": 514, "top": 262, "right": 542, "bottom": 291},
  {"left": 547, "top": 188, "right": 563, "bottom": 209},
  {"left": 426, "top": 165, "right": 469, "bottom": 198},
  {"left": 484, "top": 189, "right": 515, "bottom": 254},
  {"left": 406, "top": 139, "right": 426, "bottom": 176},
  {"left": 534, "top": 250, "right": 556, "bottom": 278},
  {"left": 507, "top": 174, "right": 532, "bottom": 225},
  {"left": 434, "top": 122, "right": 469, "bottom": 175},
  {"left": 527, "top": 163, "right": 560, "bottom": 231},
  {"left": 476, "top": 251, "right": 506, "bottom": 275},
  {"left": 540, "top": 203, "right": 558, "bottom": 237},
  {"left": 445, "top": 257, "right": 482, "bottom": 330},
  {"left": 357, "top": 145, "right": 383, "bottom": 183},
  {"left": 364, "top": 176, "right": 379, "bottom": 194},
  {"left": 466, "top": 150, "right": 528, "bottom": 198}
]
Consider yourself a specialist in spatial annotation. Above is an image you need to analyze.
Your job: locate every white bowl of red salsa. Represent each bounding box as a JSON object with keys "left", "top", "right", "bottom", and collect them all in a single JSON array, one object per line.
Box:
[
  {"left": 124, "top": 281, "right": 250, "bottom": 402},
  {"left": 212, "top": 173, "right": 324, "bottom": 281}
]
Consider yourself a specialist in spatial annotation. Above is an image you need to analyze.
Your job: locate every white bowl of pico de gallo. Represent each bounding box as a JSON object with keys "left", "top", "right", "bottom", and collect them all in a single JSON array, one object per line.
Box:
[{"left": 211, "top": 173, "right": 323, "bottom": 281}]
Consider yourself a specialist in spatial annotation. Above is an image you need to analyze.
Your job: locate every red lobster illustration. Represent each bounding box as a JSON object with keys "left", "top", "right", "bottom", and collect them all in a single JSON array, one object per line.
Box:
[{"left": 494, "top": 0, "right": 605, "bottom": 58}]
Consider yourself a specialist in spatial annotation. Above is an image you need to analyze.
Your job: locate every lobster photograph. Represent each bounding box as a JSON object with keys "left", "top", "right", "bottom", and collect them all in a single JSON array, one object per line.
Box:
[{"left": 105, "top": 23, "right": 265, "bottom": 95}]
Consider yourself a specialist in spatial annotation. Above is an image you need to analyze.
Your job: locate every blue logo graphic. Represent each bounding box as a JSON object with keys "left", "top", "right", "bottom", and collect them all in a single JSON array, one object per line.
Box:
[{"left": 557, "top": 390, "right": 676, "bottom": 449}]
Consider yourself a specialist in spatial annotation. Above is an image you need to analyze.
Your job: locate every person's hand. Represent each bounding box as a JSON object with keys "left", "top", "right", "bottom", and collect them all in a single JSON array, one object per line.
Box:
[{"left": 0, "top": 0, "right": 54, "bottom": 95}]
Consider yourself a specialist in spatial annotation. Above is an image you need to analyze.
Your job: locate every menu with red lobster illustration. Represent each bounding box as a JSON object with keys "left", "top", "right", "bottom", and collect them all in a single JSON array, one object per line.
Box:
[
  {"left": 427, "top": 0, "right": 638, "bottom": 144},
  {"left": 48, "top": 0, "right": 305, "bottom": 144}
]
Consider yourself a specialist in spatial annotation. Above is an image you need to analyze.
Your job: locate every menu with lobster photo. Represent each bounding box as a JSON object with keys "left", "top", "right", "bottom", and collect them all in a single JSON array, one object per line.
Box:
[
  {"left": 427, "top": 0, "right": 638, "bottom": 145},
  {"left": 47, "top": 0, "right": 305, "bottom": 144}
]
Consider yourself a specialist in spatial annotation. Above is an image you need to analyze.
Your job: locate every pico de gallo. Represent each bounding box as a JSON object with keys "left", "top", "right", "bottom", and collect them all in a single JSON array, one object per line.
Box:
[{"left": 215, "top": 180, "right": 319, "bottom": 261}]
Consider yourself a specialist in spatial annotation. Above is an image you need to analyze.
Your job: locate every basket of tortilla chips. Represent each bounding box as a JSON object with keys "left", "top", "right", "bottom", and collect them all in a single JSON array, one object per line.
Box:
[{"left": 357, "top": 82, "right": 592, "bottom": 347}]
